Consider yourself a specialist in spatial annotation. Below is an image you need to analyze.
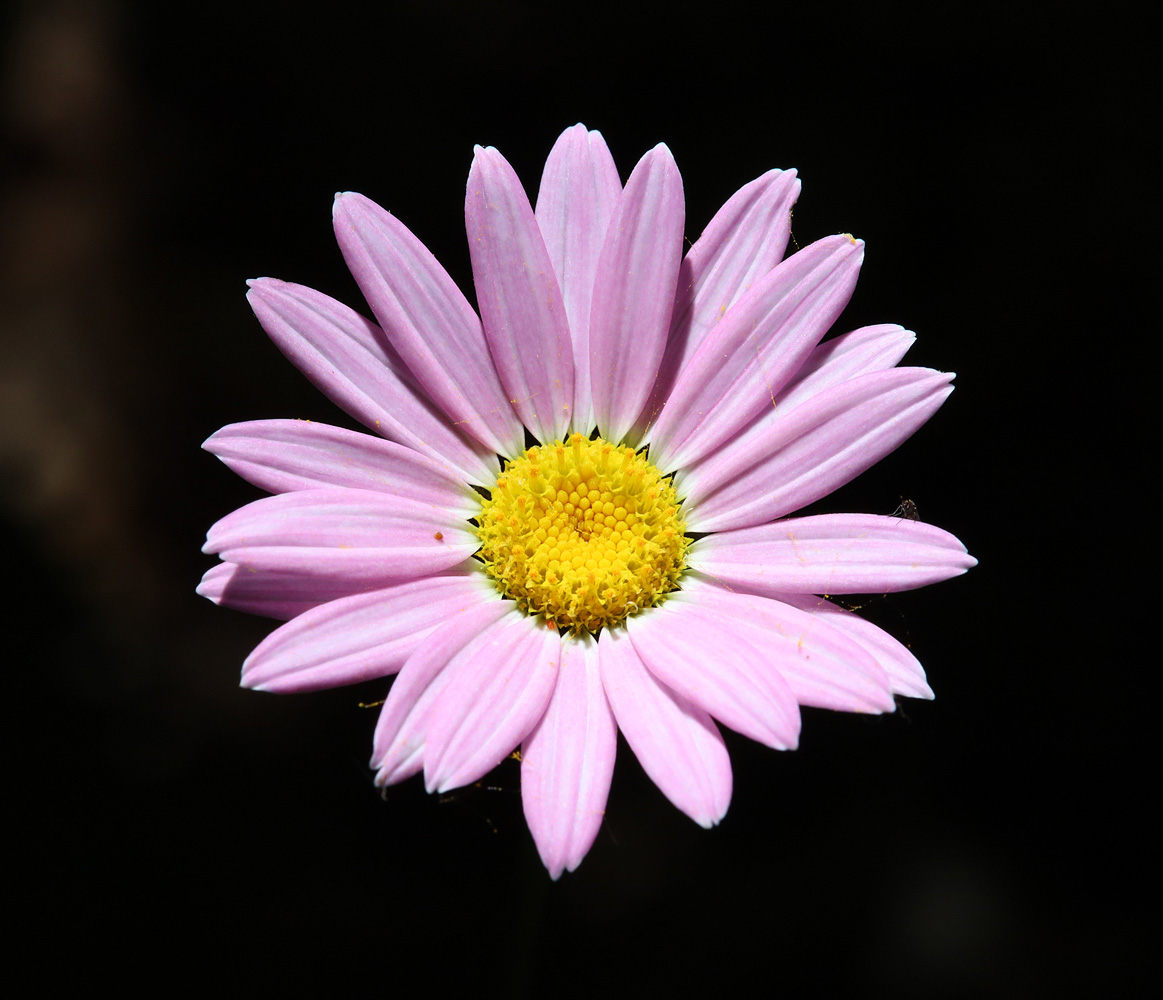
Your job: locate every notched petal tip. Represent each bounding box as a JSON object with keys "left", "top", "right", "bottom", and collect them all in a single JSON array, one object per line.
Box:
[
  {"left": 244, "top": 275, "right": 288, "bottom": 303},
  {"left": 194, "top": 573, "right": 219, "bottom": 602},
  {"left": 331, "top": 190, "right": 369, "bottom": 218}
]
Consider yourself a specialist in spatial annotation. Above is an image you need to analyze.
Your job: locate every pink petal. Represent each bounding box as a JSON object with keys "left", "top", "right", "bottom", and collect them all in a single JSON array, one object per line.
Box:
[
  {"left": 202, "top": 488, "right": 478, "bottom": 585},
  {"left": 240, "top": 569, "right": 500, "bottom": 693},
  {"left": 203, "top": 419, "right": 480, "bottom": 515},
  {"left": 597, "top": 627, "right": 731, "bottom": 828},
  {"left": 332, "top": 192, "right": 524, "bottom": 458},
  {"left": 521, "top": 632, "right": 616, "bottom": 879},
  {"left": 676, "top": 581, "right": 895, "bottom": 713},
  {"left": 772, "top": 323, "right": 917, "bottom": 414},
  {"left": 246, "top": 278, "right": 498, "bottom": 487},
  {"left": 196, "top": 560, "right": 380, "bottom": 620},
  {"left": 766, "top": 591, "right": 933, "bottom": 700},
  {"left": 681, "top": 368, "right": 955, "bottom": 532},
  {"left": 627, "top": 605, "right": 801, "bottom": 749},
  {"left": 643, "top": 168, "right": 801, "bottom": 431},
  {"left": 466, "top": 145, "right": 575, "bottom": 444},
  {"left": 649, "top": 235, "right": 865, "bottom": 473},
  {"left": 371, "top": 600, "right": 516, "bottom": 787},
  {"left": 588, "top": 144, "right": 685, "bottom": 445},
  {"left": 424, "top": 614, "right": 562, "bottom": 794},
  {"left": 689, "top": 513, "right": 977, "bottom": 594},
  {"left": 535, "top": 124, "right": 622, "bottom": 434}
]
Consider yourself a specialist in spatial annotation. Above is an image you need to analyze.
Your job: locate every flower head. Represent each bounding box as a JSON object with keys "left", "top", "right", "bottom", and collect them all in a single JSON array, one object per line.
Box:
[{"left": 200, "top": 124, "right": 975, "bottom": 878}]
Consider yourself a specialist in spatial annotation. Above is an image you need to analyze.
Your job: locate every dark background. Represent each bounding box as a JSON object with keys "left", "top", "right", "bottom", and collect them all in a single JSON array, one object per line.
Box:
[{"left": 3, "top": 0, "right": 1147, "bottom": 995}]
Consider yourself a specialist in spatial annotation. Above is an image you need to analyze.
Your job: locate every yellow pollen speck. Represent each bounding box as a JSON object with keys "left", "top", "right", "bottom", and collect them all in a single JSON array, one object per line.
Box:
[{"left": 475, "top": 433, "right": 689, "bottom": 633}]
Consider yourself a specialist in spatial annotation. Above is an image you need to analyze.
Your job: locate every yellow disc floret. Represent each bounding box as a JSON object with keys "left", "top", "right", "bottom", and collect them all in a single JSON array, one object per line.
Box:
[{"left": 476, "top": 433, "right": 689, "bottom": 633}]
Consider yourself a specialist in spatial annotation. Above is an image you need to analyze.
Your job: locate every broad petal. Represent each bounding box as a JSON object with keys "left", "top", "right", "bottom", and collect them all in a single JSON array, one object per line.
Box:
[
  {"left": 371, "top": 600, "right": 516, "bottom": 786},
  {"left": 203, "top": 419, "right": 479, "bottom": 515},
  {"left": 466, "top": 145, "right": 575, "bottom": 444},
  {"left": 763, "top": 591, "right": 933, "bottom": 699},
  {"left": 424, "top": 613, "right": 562, "bottom": 793},
  {"left": 676, "top": 581, "right": 895, "bottom": 713},
  {"left": 196, "top": 560, "right": 380, "bottom": 620},
  {"left": 535, "top": 124, "right": 621, "bottom": 434},
  {"left": 589, "top": 144, "right": 685, "bottom": 445},
  {"left": 689, "top": 513, "right": 977, "bottom": 594},
  {"left": 772, "top": 323, "right": 916, "bottom": 414},
  {"left": 333, "top": 192, "right": 524, "bottom": 458},
  {"left": 246, "top": 278, "right": 497, "bottom": 486},
  {"left": 649, "top": 235, "right": 864, "bottom": 473},
  {"left": 598, "top": 627, "right": 731, "bottom": 828},
  {"left": 643, "top": 168, "right": 800, "bottom": 433},
  {"left": 521, "top": 632, "right": 616, "bottom": 879},
  {"left": 627, "top": 605, "right": 800, "bottom": 749},
  {"left": 241, "top": 569, "right": 500, "bottom": 693},
  {"left": 202, "top": 488, "right": 478, "bottom": 586},
  {"left": 681, "top": 368, "right": 955, "bottom": 532}
]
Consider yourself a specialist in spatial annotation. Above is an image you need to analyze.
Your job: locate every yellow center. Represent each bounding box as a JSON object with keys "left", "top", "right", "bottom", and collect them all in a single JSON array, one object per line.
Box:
[{"left": 475, "top": 433, "right": 689, "bottom": 633}]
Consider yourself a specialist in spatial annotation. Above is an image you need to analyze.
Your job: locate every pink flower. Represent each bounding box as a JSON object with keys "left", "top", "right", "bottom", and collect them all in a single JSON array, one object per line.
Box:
[{"left": 200, "top": 124, "right": 974, "bottom": 878}]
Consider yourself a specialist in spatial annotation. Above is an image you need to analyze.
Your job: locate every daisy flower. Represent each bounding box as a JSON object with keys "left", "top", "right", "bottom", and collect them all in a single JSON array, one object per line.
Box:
[{"left": 199, "top": 124, "right": 974, "bottom": 878}]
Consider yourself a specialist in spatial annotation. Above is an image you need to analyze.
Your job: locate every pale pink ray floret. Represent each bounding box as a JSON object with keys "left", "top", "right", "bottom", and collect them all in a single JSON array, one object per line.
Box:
[{"left": 199, "top": 124, "right": 975, "bottom": 879}]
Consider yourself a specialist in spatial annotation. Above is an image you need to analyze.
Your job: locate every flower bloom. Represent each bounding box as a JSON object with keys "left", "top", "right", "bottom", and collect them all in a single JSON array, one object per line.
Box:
[{"left": 199, "top": 124, "right": 974, "bottom": 878}]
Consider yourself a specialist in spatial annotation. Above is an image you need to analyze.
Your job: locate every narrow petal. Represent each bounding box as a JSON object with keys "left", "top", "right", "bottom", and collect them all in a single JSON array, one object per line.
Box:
[
  {"left": 203, "top": 419, "right": 479, "bottom": 515},
  {"left": 371, "top": 600, "right": 516, "bottom": 786},
  {"left": 535, "top": 124, "right": 622, "bottom": 434},
  {"left": 772, "top": 323, "right": 917, "bottom": 414},
  {"left": 588, "top": 144, "right": 685, "bottom": 444},
  {"left": 676, "top": 581, "right": 895, "bottom": 713},
  {"left": 765, "top": 590, "right": 933, "bottom": 699},
  {"left": 627, "top": 605, "right": 801, "bottom": 749},
  {"left": 466, "top": 145, "right": 575, "bottom": 444},
  {"left": 689, "top": 513, "right": 977, "bottom": 594},
  {"left": 649, "top": 235, "right": 864, "bottom": 473},
  {"left": 643, "top": 169, "right": 801, "bottom": 431},
  {"left": 240, "top": 569, "right": 500, "bottom": 693},
  {"left": 202, "top": 488, "right": 478, "bottom": 585},
  {"left": 597, "top": 627, "right": 731, "bottom": 828},
  {"left": 197, "top": 560, "right": 378, "bottom": 620},
  {"left": 424, "top": 613, "right": 562, "bottom": 793},
  {"left": 672, "top": 324, "right": 916, "bottom": 499},
  {"left": 521, "top": 633, "right": 616, "bottom": 879},
  {"left": 246, "top": 278, "right": 498, "bottom": 486},
  {"left": 333, "top": 192, "right": 524, "bottom": 458},
  {"left": 681, "top": 368, "right": 955, "bottom": 532}
]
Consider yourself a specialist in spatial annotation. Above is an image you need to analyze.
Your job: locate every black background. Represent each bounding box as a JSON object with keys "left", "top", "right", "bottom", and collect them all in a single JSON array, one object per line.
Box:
[{"left": 3, "top": 1, "right": 1147, "bottom": 995}]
